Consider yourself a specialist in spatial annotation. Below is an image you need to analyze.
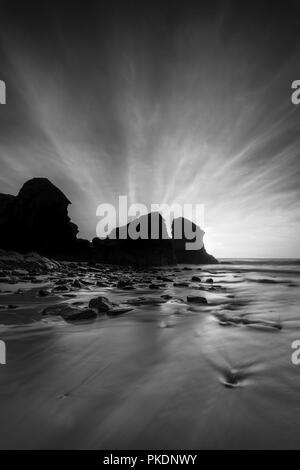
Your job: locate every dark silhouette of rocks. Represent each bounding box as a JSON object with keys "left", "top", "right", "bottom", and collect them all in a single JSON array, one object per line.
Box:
[
  {"left": 172, "top": 217, "right": 218, "bottom": 264},
  {"left": 0, "top": 178, "right": 218, "bottom": 265},
  {"left": 92, "top": 212, "right": 175, "bottom": 266},
  {"left": 93, "top": 212, "right": 217, "bottom": 265},
  {"left": 0, "top": 249, "right": 60, "bottom": 272},
  {"left": 187, "top": 295, "right": 208, "bottom": 304},
  {"left": 0, "top": 194, "right": 16, "bottom": 249},
  {"left": 89, "top": 295, "right": 114, "bottom": 313},
  {"left": 0, "top": 178, "right": 82, "bottom": 256}
]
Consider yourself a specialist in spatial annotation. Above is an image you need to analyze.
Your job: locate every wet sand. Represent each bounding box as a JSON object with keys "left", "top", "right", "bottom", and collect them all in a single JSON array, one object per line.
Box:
[{"left": 0, "top": 260, "right": 300, "bottom": 449}]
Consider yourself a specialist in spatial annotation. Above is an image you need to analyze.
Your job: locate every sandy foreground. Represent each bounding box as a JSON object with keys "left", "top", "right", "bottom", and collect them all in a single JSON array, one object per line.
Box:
[{"left": 0, "top": 261, "right": 300, "bottom": 449}]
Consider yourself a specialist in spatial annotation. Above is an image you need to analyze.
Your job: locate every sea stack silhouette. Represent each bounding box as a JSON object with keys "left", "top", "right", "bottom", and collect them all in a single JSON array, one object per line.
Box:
[
  {"left": 0, "top": 178, "right": 218, "bottom": 265},
  {"left": 92, "top": 212, "right": 176, "bottom": 266}
]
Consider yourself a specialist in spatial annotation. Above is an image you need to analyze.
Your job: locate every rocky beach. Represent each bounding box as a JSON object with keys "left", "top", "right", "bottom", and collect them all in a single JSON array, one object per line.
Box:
[{"left": 0, "top": 251, "right": 300, "bottom": 449}]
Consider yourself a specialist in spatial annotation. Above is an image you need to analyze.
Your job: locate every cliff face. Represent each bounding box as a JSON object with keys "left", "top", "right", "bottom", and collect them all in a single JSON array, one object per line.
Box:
[{"left": 0, "top": 178, "right": 79, "bottom": 256}]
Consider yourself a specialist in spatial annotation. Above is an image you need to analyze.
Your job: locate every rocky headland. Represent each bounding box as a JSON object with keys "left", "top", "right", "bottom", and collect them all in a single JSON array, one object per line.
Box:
[{"left": 0, "top": 177, "right": 218, "bottom": 266}]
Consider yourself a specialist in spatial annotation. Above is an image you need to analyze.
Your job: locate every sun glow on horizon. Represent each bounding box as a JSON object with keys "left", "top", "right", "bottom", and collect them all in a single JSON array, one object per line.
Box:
[{"left": 1, "top": 2, "right": 300, "bottom": 258}]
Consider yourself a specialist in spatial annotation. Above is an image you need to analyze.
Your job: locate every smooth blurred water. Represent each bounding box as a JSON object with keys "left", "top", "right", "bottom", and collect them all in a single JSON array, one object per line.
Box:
[{"left": 0, "top": 259, "right": 300, "bottom": 449}]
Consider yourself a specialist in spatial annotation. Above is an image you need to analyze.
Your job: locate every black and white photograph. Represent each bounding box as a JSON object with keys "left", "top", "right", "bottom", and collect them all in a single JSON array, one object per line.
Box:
[{"left": 0, "top": 0, "right": 300, "bottom": 453}]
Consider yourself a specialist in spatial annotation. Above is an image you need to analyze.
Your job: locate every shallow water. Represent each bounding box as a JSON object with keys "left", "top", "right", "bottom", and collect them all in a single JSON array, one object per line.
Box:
[{"left": 0, "top": 259, "right": 300, "bottom": 449}]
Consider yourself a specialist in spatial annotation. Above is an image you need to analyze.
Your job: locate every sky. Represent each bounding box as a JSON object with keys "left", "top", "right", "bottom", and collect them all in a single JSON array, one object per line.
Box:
[{"left": 0, "top": 0, "right": 300, "bottom": 258}]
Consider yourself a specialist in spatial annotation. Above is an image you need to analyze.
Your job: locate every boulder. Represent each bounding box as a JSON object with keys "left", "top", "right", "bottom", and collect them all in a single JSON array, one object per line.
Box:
[
  {"left": 116, "top": 279, "right": 133, "bottom": 289},
  {"left": 187, "top": 295, "right": 208, "bottom": 304},
  {"left": 88, "top": 295, "right": 113, "bottom": 313},
  {"left": 37, "top": 289, "right": 52, "bottom": 297},
  {"left": 42, "top": 303, "right": 97, "bottom": 321},
  {"left": 61, "top": 307, "right": 97, "bottom": 321}
]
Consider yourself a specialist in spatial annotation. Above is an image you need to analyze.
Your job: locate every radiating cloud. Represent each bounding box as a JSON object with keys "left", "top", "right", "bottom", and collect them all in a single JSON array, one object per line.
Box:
[{"left": 0, "top": 0, "right": 300, "bottom": 257}]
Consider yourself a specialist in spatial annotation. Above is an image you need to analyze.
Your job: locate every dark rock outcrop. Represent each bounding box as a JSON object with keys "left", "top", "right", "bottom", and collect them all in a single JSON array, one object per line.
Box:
[
  {"left": 0, "top": 194, "right": 16, "bottom": 249},
  {"left": 92, "top": 212, "right": 176, "bottom": 266},
  {"left": 172, "top": 217, "right": 218, "bottom": 264},
  {"left": 0, "top": 178, "right": 218, "bottom": 265},
  {"left": 89, "top": 295, "right": 114, "bottom": 313},
  {"left": 0, "top": 249, "right": 60, "bottom": 272},
  {"left": 0, "top": 178, "right": 88, "bottom": 257},
  {"left": 93, "top": 212, "right": 217, "bottom": 266},
  {"left": 187, "top": 295, "right": 208, "bottom": 304}
]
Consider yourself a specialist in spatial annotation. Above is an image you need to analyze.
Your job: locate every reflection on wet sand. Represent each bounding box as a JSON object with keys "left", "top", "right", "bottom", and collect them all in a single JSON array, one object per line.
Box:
[{"left": 0, "top": 260, "right": 300, "bottom": 449}]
